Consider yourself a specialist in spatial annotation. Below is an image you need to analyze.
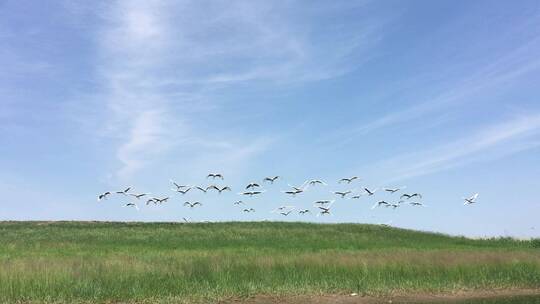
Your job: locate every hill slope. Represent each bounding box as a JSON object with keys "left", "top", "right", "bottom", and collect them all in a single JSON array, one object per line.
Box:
[{"left": 0, "top": 221, "right": 539, "bottom": 303}]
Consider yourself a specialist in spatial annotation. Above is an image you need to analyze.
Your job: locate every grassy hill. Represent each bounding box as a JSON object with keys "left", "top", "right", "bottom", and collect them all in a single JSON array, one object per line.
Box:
[{"left": 0, "top": 221, "right": 539, "bottom": 303}]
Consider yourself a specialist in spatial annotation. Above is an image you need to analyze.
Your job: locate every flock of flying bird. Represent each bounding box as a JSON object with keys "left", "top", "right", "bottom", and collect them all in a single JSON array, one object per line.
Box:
[{"left": 97, "top": 174, "right": 480, "bottom": 221}]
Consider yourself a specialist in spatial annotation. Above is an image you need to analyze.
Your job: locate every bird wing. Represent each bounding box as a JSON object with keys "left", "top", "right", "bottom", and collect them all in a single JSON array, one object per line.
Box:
[{"left": 299, "top": 180, "right": 310, "bottom": 190}]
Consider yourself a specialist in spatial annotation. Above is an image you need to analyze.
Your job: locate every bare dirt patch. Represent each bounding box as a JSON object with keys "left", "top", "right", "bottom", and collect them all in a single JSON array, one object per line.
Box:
[{"left": 220, "top": 289, "right": 540, "bottom": 304}]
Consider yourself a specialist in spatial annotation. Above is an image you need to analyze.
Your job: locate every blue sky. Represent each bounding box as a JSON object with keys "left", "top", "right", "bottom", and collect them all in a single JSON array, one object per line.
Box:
[{"left": 1, "top": 1, "right": 539, "bottom": 238}]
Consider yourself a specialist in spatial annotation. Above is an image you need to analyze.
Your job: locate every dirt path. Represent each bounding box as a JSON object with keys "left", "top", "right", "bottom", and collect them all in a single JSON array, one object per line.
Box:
[{"left": 220, "top": 289, "right": 540, "bottom": 304}]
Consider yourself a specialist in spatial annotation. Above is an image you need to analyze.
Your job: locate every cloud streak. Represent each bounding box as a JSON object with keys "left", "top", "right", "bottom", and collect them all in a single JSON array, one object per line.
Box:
[
  {"left": 374, "top": 113, "right": 540, "bottom": 182},
  {"left": 330, "top": 35, "right": 540, "bottom": 143},
  {"left": 91, "top": 0, "right": 387, "bottom": 182}
]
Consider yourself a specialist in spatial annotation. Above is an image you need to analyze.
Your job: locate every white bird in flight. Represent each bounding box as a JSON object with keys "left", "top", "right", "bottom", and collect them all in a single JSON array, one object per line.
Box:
[
  {"left": 195, "top": 186, "right": 208, "bottom": 193},
  {"left": 146, "top": 198, "right": 158, "bottom": 205},
  {"left": 263, "top": 176, "right": 280, "bottom": 184},
  {"left": 317, "top": 206, "right": 332, "bottom": 216},
  {"left": 364, "top": 187, "right": 377, "bottom": 196},
  {"left": 272, "top": 206, "right": 295, "bottom": 213},
  {"left": 287, "top": 181, "right": 309, "bottom": 192},
  {"left": 170, "top": 180, "right": 189, "bottom": 191},
  {"left": 174, "top": 187, "right": 192, "bottom": 195},
  {"left": 313, "top": 200, "right": 334, "bottom": 206},
  {"left": 245, "top": 182, "right": 260, "bottom": 190},
  {"left": 463, "top": 193, "right": 479, "bottom": 205},
  {"left": 282, "top": 189, "right": 303, "bottom": 196},
  {"left": 184, "top": 201, "right": 202, "bottom": 208},
  {"left": 207, "top": 173, "right": 224, "bottom": 180},
  {"left": 334, "top": 190, "right": 352, "bottom": 198},
  {"left": 207, "top": 185, "right": 231, "bottom": 193},
  {"left": 339, "top": 176, "right": 359, "bottom": 184},
  {"left": 130, "top": 193, "right": 150, "bottom": 200},
  {"left": 97, "top": 192, "right": 111, "bottom": 201},
  {"left": 123, "top": 202, "right": 139, "bottom": 210},
  {"left": 307, "top": 179, "right": 327, "bottom": 186},
  {"left": 384, "top": 186, "right": 406, "bottom": 194},
  {"left": 371, "top": 200, "right": 389, "bottom": 209},
  {"left": 153, "top": 197, "right": 169, "bottom": 204},
  {"left": 401, "top": 193, "right": 422, "bottom": 200},
  {"left": 116, "top": 187, "right": 131, "bottom": 195},
  {"left": 239, "top": 190, "right": 265, "bottom": 197}
]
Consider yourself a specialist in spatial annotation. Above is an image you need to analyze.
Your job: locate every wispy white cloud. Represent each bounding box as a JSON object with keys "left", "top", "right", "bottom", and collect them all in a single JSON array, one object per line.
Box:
[
  {"left": 374, "top": 113, "right": 540, "bottom": 182},
  {"left": 331, "top": 35, "right": 540, "bottom": 141},
  {"left": 94, "top": 1, "right": 178, "bottom": 182},
  {"left": 89, "top": 0, "right": 386, "bottom": 182},
  {"left": 115, "top": 109, "right": 169, "bottom": 180}
]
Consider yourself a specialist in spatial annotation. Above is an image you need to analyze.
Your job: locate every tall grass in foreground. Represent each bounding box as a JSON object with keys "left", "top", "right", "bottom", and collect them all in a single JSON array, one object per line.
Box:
[{"left": 0, "top": 221, "right": 539, "bottom": 303}]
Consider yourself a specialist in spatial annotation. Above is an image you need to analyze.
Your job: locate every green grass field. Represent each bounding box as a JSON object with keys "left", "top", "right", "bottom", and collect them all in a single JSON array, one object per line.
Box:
[{"left": 1, "top": 221, "right": 539, "bottom": 303}]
